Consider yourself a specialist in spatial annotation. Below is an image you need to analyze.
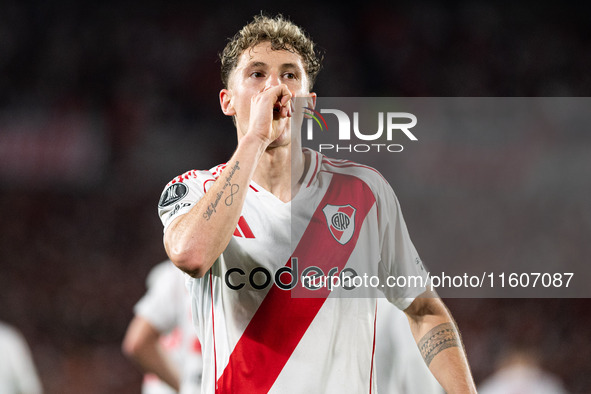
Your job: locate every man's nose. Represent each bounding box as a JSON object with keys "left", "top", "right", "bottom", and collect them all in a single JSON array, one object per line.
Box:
[{"left": 265, "top": 73, "right": 281, "bottom": 88}]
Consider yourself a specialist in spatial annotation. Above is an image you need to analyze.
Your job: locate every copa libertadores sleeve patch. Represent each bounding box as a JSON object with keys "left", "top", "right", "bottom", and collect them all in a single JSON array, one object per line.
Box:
[{"left": 158, "top": 183, "right": 189, "bottom": 208}]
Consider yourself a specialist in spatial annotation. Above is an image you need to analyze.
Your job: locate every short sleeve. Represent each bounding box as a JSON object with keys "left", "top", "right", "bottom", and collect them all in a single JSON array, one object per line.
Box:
[
  {"left": 158, "top": 170, "right": 215, "bottom": 233},
  {"left": 134, "top": 261, "right": 183, "bottom": 333},
  {"left": 376, "top": 181, "right": 429, "bottom": 310}
]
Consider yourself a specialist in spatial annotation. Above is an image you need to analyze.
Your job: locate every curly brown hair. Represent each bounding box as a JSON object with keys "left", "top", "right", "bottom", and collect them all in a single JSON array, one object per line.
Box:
[{"left": 219, "top": 14, "right": 323, "bottom": 90}]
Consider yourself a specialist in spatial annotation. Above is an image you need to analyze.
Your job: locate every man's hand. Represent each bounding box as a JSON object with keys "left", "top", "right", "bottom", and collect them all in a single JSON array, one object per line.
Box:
[{"left": 247, "top": 84, "right": 293, "bottom": 145}]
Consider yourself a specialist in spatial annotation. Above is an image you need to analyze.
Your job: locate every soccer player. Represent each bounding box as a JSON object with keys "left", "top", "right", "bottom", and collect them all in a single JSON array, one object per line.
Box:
[
  {"left": 122, "top": 260, "right": 202, "bottom": 394},
  {"left": 158, "top": 14, "right": 476, "bottom": 393}
]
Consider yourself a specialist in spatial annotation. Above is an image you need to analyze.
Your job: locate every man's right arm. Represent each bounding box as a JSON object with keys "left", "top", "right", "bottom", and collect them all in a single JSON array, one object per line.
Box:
[
  {"left": 163, "top": 84, "right": 293, "bottom": 277},
  {"left": 163, "top": 135, "right": 266, "bottom": 277}
]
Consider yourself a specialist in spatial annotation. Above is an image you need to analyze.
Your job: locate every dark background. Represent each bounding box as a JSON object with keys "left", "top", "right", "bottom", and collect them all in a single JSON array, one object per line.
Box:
[{"left": 1, "top": 1, "right": 590, "bottom": 392}]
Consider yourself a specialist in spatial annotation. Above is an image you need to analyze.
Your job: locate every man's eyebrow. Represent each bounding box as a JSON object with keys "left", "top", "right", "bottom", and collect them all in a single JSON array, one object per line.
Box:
[
  {"left": 244, "top": 62, "right": 301, "bottom": 71},
  {"left": 245, "top": 61, "right": 267, "bottom": 69},
  {"left": 280, "top": 63, "right": 300, "bottom": 71}
]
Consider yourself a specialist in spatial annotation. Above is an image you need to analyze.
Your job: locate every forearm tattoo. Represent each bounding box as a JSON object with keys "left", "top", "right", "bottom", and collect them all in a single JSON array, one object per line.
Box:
[
  {"left": 418, "top": 322, "right": 461, "bottom": 366},
  {"left": 223, "top": 161, "right": 240, "bottom": 206},
  {"left": 203, "top": 161, "right": 241, "bottom": 220}
]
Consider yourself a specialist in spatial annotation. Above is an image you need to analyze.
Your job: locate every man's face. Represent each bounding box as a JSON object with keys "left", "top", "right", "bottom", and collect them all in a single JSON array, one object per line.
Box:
[{"left": 221, "top": 41, "right": 314, "bottom": 147}]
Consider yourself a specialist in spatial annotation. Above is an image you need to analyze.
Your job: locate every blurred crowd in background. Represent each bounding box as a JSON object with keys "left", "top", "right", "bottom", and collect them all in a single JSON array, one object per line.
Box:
[{"left": 1, "top": 1, "right": 590, "bottom": 393}]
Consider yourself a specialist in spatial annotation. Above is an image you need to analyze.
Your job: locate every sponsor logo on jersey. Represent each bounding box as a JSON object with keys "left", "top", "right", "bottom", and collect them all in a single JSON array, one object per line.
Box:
[
  {"left": 322, "top": 204, "right": 356, "bottom": 245},
  {"left": 224, "top": 257, "right": 359, "bottom": 292},
  {"left": 159, "top": 183, "right": 188, "bottom": 208}
]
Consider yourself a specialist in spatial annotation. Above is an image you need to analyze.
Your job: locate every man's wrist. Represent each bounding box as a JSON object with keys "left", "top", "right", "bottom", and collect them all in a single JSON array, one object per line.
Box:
[{"left": 237, "top": 133, "right": 269, "bottom": 158}]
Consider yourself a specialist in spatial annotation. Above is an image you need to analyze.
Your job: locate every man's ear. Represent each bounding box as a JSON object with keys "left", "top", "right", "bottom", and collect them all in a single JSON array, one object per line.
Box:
[{"left": 220, "top": 89, "right": 236, "bottom": 116}]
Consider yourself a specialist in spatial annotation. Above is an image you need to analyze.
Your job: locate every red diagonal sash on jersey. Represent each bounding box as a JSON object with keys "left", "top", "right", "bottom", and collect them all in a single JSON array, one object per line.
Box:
[{"left": 216, "top": 173, "right": 376, "bottom": 393}]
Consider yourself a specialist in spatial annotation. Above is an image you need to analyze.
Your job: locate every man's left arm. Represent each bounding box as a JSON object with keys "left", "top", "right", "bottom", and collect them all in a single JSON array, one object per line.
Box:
[{"left": 404, "top": 292, "right": 477, "bottom": 394}]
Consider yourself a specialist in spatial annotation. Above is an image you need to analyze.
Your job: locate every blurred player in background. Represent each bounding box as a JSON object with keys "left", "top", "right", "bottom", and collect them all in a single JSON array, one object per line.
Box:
[
  {"left": 478, "top": 347, "right": 569, "bottom": 394},
  {"left": 159, "top": 14, "right": 476, "bottom": 393},
  {"left": 0, "top": 321, "right": 43, "bottom": 394},
  {"left": 122, "top": 260, "right": 202, "bottom": 394},
  {"left": 375, "top": 298, "right": 444, "bottom": 394}
]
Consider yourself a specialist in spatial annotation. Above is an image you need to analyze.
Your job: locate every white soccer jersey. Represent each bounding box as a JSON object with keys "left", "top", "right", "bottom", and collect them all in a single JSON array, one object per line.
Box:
[
  {"left": 375, "top": 298, "right": 444, "bottom": 394},
  {"left": 0, "top": 322, "right": 43, "bottom": 394},
  {"left": 134, "top": 261, "right": 203, "bottom": 394},
  {"left": 158, "top": 149, "right": 428, "bottom": 394}
]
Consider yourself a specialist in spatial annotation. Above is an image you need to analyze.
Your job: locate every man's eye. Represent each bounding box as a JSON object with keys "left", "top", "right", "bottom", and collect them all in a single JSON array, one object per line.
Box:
[
  {"left": 283, "top": 73, "right": 296, "bottom": 79},
  {"left": 251, "top": 72, "right": 264, "bottom": 78}
]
